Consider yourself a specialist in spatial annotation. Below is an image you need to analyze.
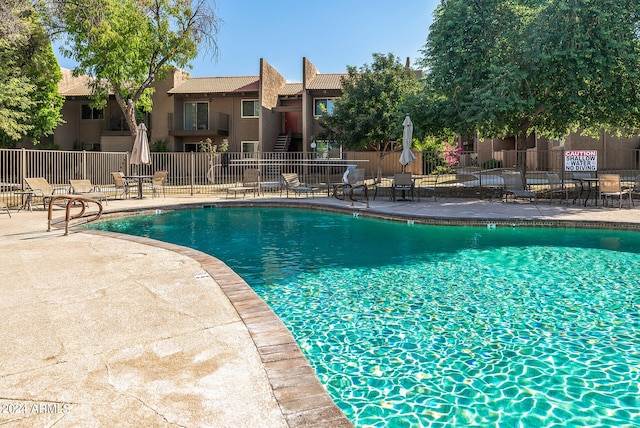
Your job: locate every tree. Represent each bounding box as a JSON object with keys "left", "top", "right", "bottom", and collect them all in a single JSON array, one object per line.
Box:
[
  {"left": 0, "top": 1, "right": 63, "bottom": 147},
  {"left": 318, "top": 53, "right": 421, "bottom": 180},
  {"left": 420, "top": 0, "right": 640, "bottom": 175},
  {"left": 45, "top": 0, "right": 221, "bottom": 144}
]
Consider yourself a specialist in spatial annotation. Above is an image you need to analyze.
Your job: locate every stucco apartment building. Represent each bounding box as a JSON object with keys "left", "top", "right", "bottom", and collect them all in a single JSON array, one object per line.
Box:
[
  {"left": 53, "top": 57, "right": 345, "bottom": 156},
  {"left": 50, "top": 56, "right": 640, "bottom": 172}
]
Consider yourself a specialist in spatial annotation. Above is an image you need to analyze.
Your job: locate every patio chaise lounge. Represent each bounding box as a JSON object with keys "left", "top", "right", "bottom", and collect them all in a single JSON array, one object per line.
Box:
[
  {"left": 281, "top": 173, "right": 314, "bottom": 198},
  {"left": 502, "top": 171, "right": 537, "bottom": 203},
  {"left": 24, "top": 177, "right": 64, "bottom": 209},
  {"left": 227, "top": 169, "right": 260, "bottom": 199},
  {"left": 69, "top": 179, "right": 109, "bottom": 204},
  {"left": 1, "top": 201, "right": 10, "bottom": 217}
]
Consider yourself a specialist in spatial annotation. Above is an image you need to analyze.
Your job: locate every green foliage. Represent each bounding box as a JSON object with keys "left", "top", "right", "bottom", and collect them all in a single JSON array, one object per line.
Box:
[
  {"left": 46, "top": 0, "right": 220, "bottom": 142},
  {"left": 318, "top": 53, "right": 421, "bottom": 153},
  {"left": 413, "top": 135, "right": 451, "bottom": 152},
  {"left": 420, "top": 0, "right": 640, "bottom": 141},
  {"left": 0, "top": 77, "right": 35, "bottom": 142},
  {"left": 482, "top": 159, "right": 503, "bottom": 170},
  {"left": 0, "top": 2, "right": 63, "bottom": 145},
  {"left": 418, "top": 136, "right": 461, "bottom": 174},
  {"left": 151, "top": 138, "right": 169, "bottom": 152},
  {"left": 199, "top": 137, "right": 228, "bottom": 155},
  {"left": 33, "top": 140, "right": 60, "bottom": 150}
]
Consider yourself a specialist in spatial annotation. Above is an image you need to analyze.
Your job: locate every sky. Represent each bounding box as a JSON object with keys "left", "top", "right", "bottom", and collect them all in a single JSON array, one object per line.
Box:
[{"left": 54, "top": 0, "right": 440, "bottom": 83}]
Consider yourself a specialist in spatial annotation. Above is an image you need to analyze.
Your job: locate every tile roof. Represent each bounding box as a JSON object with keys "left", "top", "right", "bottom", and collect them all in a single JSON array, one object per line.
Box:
[
  {"left": 168, "top": 76, "right": 260, "bottom": 94},
  {"left": 306, "top": 73, "right": 348, "bottom": 90},
  {"left": 280, "top": 83, "right": 303, "bottom": 96},
  {"left": 58, "top": 68, "right": 93, "bottom": 96}
]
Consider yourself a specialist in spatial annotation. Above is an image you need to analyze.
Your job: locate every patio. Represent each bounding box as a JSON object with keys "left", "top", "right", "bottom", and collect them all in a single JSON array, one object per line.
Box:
[{"left": 2, "top": 195, "right": 640, "bottom": 426}]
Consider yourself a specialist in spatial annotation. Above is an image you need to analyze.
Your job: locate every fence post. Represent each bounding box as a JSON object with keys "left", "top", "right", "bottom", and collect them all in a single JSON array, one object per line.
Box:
[
  {"left": 20, "top": 148, "right": 26, "bottom": 190},
  {"left": 82, "top": 150, "right": 87, "bottom": 179},
  {"left": 190, "top": 151, "right": 195, "bottom": 196}
]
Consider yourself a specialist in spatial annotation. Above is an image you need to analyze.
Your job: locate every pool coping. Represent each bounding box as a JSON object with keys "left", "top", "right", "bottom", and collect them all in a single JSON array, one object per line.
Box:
[
  {"left": 95, "top": 199, "right": 640, "bottom": 231},
  {"left": 74, "top": 198, "right": 640, "bottom": 427},
  {"left": 82, "top": 213, "right": 354, "bottom": 428}
]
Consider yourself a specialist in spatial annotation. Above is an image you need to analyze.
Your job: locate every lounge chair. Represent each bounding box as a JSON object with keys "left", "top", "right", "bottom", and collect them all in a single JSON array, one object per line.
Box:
[
  {"left": 502, "top": 171, "right": 537, "bottom": 203},
  {"left": 69, "top": 179, "right": 109, "bottom": 204},
  {"left": 111, "top": 172, "right": 131, "bottom": 199},
  {"left": 24, "top": 177, "right": 64, "bottom": 209},
  {"left": 0, "top": 201, "right": 10, "bottom": 217},
  {"left": 545, "top": 172, "right": 572, "bottom": 204},
  {"left": 599, "top": 174, "right": 633, "bottom": 208},
  {"left": 227, "top": 169, "right": 260, "bottom": 198},
  {"left": 391, "top": 172, "right": 416, "bottom": 202},
  {"left": 281, "top": 173, "right": 314, "bottom": 198}
]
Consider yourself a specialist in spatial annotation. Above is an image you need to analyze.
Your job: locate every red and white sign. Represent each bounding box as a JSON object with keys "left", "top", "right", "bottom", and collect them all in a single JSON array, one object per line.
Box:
[{"left": 564, "top": 150, "right": 597, "bottom": 171}]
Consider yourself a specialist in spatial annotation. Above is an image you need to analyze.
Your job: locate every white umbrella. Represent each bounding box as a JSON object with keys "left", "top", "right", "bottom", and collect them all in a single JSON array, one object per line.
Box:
[
  {"left": 130, "top": 122, "right": 151, "bottom": 166},
  {"left": 399, "top": 115, "right": 416, "bottom": 171}
]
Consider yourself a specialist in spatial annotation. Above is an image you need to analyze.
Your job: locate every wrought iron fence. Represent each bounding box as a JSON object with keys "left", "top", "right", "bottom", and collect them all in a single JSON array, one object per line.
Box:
[{"left": 1, "top": 148, "right": 639, "bottom": 207}]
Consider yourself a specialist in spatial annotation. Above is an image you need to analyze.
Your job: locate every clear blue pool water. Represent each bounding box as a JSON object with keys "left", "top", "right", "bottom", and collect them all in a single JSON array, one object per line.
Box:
[{"left": 88, "top": 207, "right": 640, "bottom": 427}]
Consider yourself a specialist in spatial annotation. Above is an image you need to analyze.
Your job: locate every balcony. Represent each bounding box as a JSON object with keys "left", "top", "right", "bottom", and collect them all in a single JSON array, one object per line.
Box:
[{"left": 170, "top": 113, "right": 229, "bottom": 137}]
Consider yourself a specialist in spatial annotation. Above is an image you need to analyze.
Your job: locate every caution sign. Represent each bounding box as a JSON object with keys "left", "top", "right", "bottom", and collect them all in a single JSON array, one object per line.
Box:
[{"left": 564, "top": 150, "right": 597, "bottom": 171}]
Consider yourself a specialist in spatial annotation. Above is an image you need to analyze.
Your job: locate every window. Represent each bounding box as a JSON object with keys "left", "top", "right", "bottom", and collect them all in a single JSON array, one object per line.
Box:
[
  {"left": 242, "top": 100, "right": 259, "bottom": 118},
  {"left": 314, "top": 98, "right": 335, "bottom": 116},
  {"left": 183, "top": 143, "right": 199, "bottom": 152},
  {"left": 184, "top": 102, "right": 209, "bottom": 130},
  {"left": 312, "top": 140, "right": 342, "bottom": 159},
  {"left": 81, "top": 105, "right": 104, "bottom": 120},
  {"left": 242, "top": 141, "right": 259, "bottom": 156}
]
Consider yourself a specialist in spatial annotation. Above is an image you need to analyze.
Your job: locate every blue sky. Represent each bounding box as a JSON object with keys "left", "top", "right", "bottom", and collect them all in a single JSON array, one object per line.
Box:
[{"left": 54, "top": 0, "right": 440, "bottom": 82}]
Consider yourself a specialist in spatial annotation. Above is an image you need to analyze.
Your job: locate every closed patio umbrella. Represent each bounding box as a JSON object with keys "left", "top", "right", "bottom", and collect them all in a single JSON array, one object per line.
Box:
[
  {"left": 130, "top": 122, "right": 151, "bottom": 167},
  {"left": 399, "top": 115, "right": 415, "bottom": 171}
]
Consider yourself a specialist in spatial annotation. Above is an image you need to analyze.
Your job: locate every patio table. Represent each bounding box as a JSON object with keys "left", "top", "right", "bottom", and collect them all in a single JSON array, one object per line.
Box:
[
  {"left": 124, "top": 175, "right": 153, "bottom": 199},
  {"left": 573, "top": 177, "right": 599, "bottom": 207}
]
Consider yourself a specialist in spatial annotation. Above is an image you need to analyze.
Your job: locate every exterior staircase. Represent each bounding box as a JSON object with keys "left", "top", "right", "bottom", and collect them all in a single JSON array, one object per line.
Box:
[{"left": 274, "top": 133, "right": 291, "bottom": 152}]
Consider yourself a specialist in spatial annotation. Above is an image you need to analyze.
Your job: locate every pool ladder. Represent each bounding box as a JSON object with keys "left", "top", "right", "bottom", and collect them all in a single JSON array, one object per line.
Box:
[{"left": 47, "top": 194, "right": 103, "bottom": 235}]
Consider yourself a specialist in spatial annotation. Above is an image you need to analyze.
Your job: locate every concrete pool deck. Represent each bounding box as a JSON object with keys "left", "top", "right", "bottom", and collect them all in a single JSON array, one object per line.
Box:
[{"left": 2, "top": 194, "right": 640, "bottom": 427}]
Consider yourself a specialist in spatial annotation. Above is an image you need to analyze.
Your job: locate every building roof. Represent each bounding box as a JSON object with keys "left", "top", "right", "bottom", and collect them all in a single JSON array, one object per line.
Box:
[
  {"left": 58, "top": 68, "right": 340, "bottom": 98},
  {"left": 168, "top": 76, "right": 260, "bottom": 95},
  {"left": 58, "top": 68, "right": 93, "bottom": 96},
  {"left": 280, "top": 83, "right": 303, "bottom": 96},
  {"left": 307, "top": 73, "right": 348, "bottom": 90}
]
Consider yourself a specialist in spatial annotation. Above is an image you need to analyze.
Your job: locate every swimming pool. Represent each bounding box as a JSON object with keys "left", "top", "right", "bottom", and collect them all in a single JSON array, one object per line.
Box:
[{"left": 89, "top": 207, "right": 640, "bottom": 427}]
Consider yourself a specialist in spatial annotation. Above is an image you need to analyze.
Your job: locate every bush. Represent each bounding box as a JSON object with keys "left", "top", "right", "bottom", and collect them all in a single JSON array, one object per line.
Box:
[
  {"left": 151, "top": 138, "right": 168, "bottom": 152},
  {"left": 482, "top": 159, "right": 502, "bottom": 170}
]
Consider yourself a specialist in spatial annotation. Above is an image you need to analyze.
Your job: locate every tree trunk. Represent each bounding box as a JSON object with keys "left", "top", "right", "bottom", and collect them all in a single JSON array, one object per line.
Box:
[
  {"left": 114, "top": 91, "right": 138, "bottom": 145},
  {"left": 376, "top": 150, "right": 384, "bottom": 183},
  {"left": 124, "top": 99, "right": 138, "bottom": 144},
  {"left": 515, "top": 122, "right": 530, "bottom": 187}
]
